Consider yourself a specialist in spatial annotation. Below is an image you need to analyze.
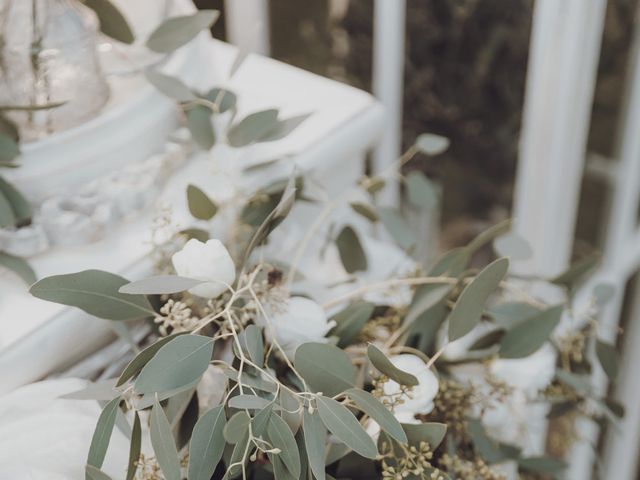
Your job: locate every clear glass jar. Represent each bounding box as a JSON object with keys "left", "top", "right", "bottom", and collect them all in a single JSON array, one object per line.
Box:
[{"left": 0, "top": 0, "right": 110, "bottom": 141}]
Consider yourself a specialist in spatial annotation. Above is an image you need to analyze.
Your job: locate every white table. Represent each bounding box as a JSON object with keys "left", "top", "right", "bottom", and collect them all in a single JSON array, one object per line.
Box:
[{"left": 0, "top": 38, "right": 383, "bottom": 393}]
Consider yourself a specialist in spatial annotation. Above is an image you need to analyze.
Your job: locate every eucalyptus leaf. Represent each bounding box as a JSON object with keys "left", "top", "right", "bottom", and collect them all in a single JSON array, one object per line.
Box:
[
  {"left": 596, "top": 340, "right": 619, "bottom": 381},
  {"left": 30, "top": 270, "right": 154, "bottom": 320},
  {"left": 519, "top": 456, "right": 566, "bottom": 475},
  {"left": 316, "top": 396, "right": 377, "bottom": 459},
  {"left": 551, "top": 252, "right": 600, "bottom": 290},
  {"left": 62, "top": 379, "right": 118, "bottom": 401},
  {"left": 228, "top": 394, "right": 272, "bottom": 410},
  {"left": 303, "top": 409, "right": 326, "bottom": 480},
  {"left": 205, "top": 87, "right": 237, "bottom": 114},
  {"left": 335, "top": 225, "right": 368, "bottom": 274},
  {"left": 414, "top": 133, "right": 450, "bottom": 155},
  {"left": 259, "top": 113, "right": 311, "bottom": 142},
  {"left": 489, "top": 302, "right": 540, "bottom": 328},
  {"left": 0, "top": 252, "right": 36, "bottom": 285},
  {"left": 406, "top": 171, "right": 438, "bottom": 209},
  {"left": 87, "top": 396, "right": 121, "bottom": 471},
  {"left": 119, "top": 275, "right": 202, "bottom": 295},
  {"left": 377, "top": 207, "right": 415, "bottom": 250},
  {"left": 85, "top": 465, "right": 113, "bottom": 480},
  {"left": 150, "top": 397, "right": 181, "bottom": 480},
  {"left": 498, "top": 305, "right": 563, "bottom": 359},
  {"left": 345, "top": 388, "right": 406, "bottom": 443},
  {"left": 228, "top": 109, "right": 279, "bottom": 147},
  {"left": 330, "top": 301, "right": 375, "bottom": 347},
  {"left": 466, "top": 219, "right": 512, "bottom": 254},
  {"left": 593, "top": 283, "right": 615, "bottom": 306},
  {"left": 134, "top": 335, "right": 214, "bottom": 394},
  {"left": 84, "top": 0, "right": 134, "bottom": 44},
  {"left": 294, "top": 343, "right": 357, "bottom": 396},
  {"left": 0, "top": 175, "right": 31, "bottom": 223},
  {"left": 0, "top": 188, "right": 15, "bottom": 227},
  {"left": 428, "top": 247, "right": 469, "bottom": 276},
  {"left": 179, "top": 228, "right": 210, "bottom": 242},
  {"left": 241, "top": 324, "right": 264, "bottom": 367},
  {"left": 267, "top": 414, "right": 301, "bottom": 478},
  {"left": 252, "top": 403, "right": 274, "bottom": 437},
  {"left": 187, "top": 184, "right": 218, "bottom": 220},
  {"left": 367, "top": 344, "right": 418, "bottom": 386},
  {"left": 493, "top": 232, "right": 533, "bottom": 261},
  {"left": 448, "top": 257, "right": 509, "bottom": 341},
  {"left": 402, "top": 422, "right": 447, "bottom": 449},
  {"left": 404, "top": 284, "right": 451, "bottom": 326},
  {"left": 126, "top": 412, "right": 141, "bottom": 480},
  {"left": 145, "top": 69, "right": 195, "bottom": 101},
  {"left": 224, "top": 411, "right": 251, "bottom": 444},
  {"left": 349, "top": 202, "right": 379, "bottom": 222},
  {"left": 146, "top": 10, "right": 219, "bottom": 53},
  {"left": 0, "top": 132, "right": 19, "bottom": 162},
  {"left": 186, "top": 106, "right": 215, "bottom": 150},
  {"left": 188, "top": 405, "right": 226, "bottom": 480},
  {"left": 117, "top": 333, "right": 186, "bottom": 386}
]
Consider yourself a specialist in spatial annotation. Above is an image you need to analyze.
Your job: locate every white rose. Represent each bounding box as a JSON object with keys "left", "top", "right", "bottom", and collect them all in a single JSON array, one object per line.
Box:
[
  {"left": 381, "top": 354, "right": 439, "bottom": 421},
  {"left": 490, "top": 343, "right": 557, "bottom": 395},
  {"left": 172, "top": 238, "right": 236, "bottom": 298},
  {"left": 259, "top": 296, "right": 336, "bottom": 359}
]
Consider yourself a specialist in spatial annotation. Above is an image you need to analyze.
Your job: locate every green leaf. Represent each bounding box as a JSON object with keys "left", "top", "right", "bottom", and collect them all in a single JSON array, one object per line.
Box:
[
  {"left": 0, "top": 175, "right": 31, "bottom": 223},
  {"left": 402, "top": 422, "right": 447, "bottom": 449},
  {"left": 330, "top": 301, "right": 375, "bottom": 347},
  {"left": 146, "top": 10, "right": 219, "bottom": 53},
  {"left": 596, "top": 340, "right": 619, "bottom": 381},
  {"left": 119, "top": 275, "right": 202, "bottom": 295},
  {"left": 117, "top": 333, "right": 186, "bottom": 386},
  {"left": 448, "top": 257, "right": 509, "bottom": 341},
  {"left": 84, "top": 0, "right": 134, "bottom": 43},
  {"left": 335, "top": 226, "right": 368, "bottom": 274},
  {"left": 150, "top": 397, "right": 181, "bottom": 480},
  {"left": 0, "top": 252, "right": 36, "bottom": 285},
  {"left": 414, "top": 133, "right": 449, "bottom": 155},
  {"left": 377, "top": 207, "right": 415, "bottom": 250},
  {"left": 499, "top": 305, "right": 563, "bottom": 359},
  {"left": 367, "top": 344, "right": 418, "bottom": 386},
  {"left": 30, "top": 269, "right": 154, "bottom": 320},
  {"left": 519, "top": 456, "right": 566, "bottom": 475},
  {"left": 252, "top": 403, "right": 274, "bottom": 437},
  {"left": 205, "top": 87, "right": 237, "bottom": 114},
  {"left": 428, "top": 247, "right": 469, "bottom": 276},
  {"left": 316, "top": 396, "right": 377, "bottom": 459},
  {"left": 404, "top": 284, "right": 452, "bottom": 326},
  {"left": 489, "top": 302, "right": 540, "bottom": 328},
  {"left": 593, "top": 283, "right": 615, "bottom": 306},
  {"left": 187, "top": 184, "right": 218, "bottom": 220},
  {"left": 406, "top": 171, "right": 438, "bottom": 209},
  {"left": 186, "top": 106, "right": 215, "bottom": 150},
  {"left": 468, "top": 328, "right": 504, "bottom": 351},
  {"left": 224, "top": 411, "right": 251, "bottom": 444},
  {"left": 126, "top": 412, "right": 142, "bottom": 480},
  {"left": 228, "top": 394, "right": 271, "bottom": 410},
  {"left": 349, "top": 202, "right": 379, "bottom": 222},
  {"left": 62, "top": 379, "right": 118, "bottom": 401},
  {"left": 467, "top": 418, "right": 504, "bottom": 463},
  {"left": 268, "top": 414, "right": 301, "bottom": 478},
  {"left": 0, "top": 187, "right": 16, "bottom": 227},
  {"left": 85, "top": 465, "right": 113, "bottom": 480},
  {"left": 145, "top": 69, "right": 195, "bottom": 101},
  {"left": 295, "top": 343, "right": 357, "bottom": 396},
  {"left": 0, "top": 132, "right": 19, "bottom": 163},
  {"left": 493, "top": 232, "right": 532, "bottom": 261},
  {"left": 551, "top": 252, "right": 600, "bottom": 290},
  {"left": 303, "top": 409, "right": 327, "bottom": 480},
  {"left": 87, "top": 396, "right": 121, "bottom": 472},
  {"left": 134, "top": 335, "right": 214, "bottom": 394},
  {"left": 241, "top": 324, "right": 264, "bottom": 367},
  {"left": 258, "top": 113, "right": 311, "bottom": 142},
  {"left": 188, "top": 405, "right": 226, "bottom": 480},
  {"left": 228, "top": 109, "right": 279, "bottom": 147},
  {"left": 466, "top": 219, "right": 512, "bottom": 254},
  {"left": 345, "top": 388, "right": 406, "bottom": 444},
  {"left": 179, "top": 228, "right": 210, "bottom": 242}
]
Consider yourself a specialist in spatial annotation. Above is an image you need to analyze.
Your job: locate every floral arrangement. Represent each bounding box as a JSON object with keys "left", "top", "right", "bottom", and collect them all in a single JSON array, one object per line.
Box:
[{"left": 2, "top": 3, "right": 623, "bottom": 480}]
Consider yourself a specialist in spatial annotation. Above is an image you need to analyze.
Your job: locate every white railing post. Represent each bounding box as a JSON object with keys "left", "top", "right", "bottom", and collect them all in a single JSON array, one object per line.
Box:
[
  {"left": 372, "top": 0, "right": 406, "bottom": 206},
  {"left": 224, "top": 0, "right": 271, "bottom": 56},
  {"left": 512, "top": 0, "right": 607, "bottom": 475}
]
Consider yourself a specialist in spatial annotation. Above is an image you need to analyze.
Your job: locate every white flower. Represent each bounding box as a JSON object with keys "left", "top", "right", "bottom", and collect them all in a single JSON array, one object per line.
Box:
[
  {"left": 381, "top": 354, "right": 439, "bottom": 421},
  {"left": 259, "top": 296, "right": 335, "bottom": 359},
  {"left": 172, "top": 238, "right": 236, "bottom": 298},
  {"left": 490, "top": 343, "right": 557, "bottom": 395}
]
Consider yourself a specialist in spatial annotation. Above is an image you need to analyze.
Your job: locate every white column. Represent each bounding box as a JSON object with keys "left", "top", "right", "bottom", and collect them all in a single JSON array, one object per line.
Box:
[
  {"left": 371, "top": 0, "right": 406, "bottom": 205},
  {"left": 512, "top": 0, "right": 606, "bottom": 279},
  {"left": 224, "top": 0, "right": 270, "bottom": 56}
]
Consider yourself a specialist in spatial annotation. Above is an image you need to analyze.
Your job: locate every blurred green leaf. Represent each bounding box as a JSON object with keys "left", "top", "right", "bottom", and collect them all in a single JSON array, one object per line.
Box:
[
  {"left": 0, "top": 188, "right": 16, "bottom": 227},
  {"left": 367, "top": 344, "right": 418, "bottom": 386},
  {"left": 551, "top": 252, "right": 600, "bottom": 290},
  {"left": 30, "top": 269, "right": 154, "bottom": 320},
  {"left": 377, "top": 207, "right": 415, "bottom": 250},
  {"left": 228, "top": 394, "right": 271, "bottom": 410},
  {"left": 349, "top": 202, "right": 379, "bottom": 222},
  {"left": 186, "top": 105, "right": 215, "bottom": 150},
  {"left": 335, "top": 225, "right": 367, "bottom": 274},
  {"left": 205, "top": 87, "right": 237, "bottom": 114},
  {"left": 448, "top": 257, "right": 509, "bottom": 341},
  {"left": 0, "top": 252, "right": 36, "bottom": 285},
  {"left": 0, "top": 175, "right": 31, "bottom": 223},
  {"left": 146, "top": 10, "right": 219, "bottom": 53},
  {"left": 493, "top": 232, "right": 532, "bottom": 261},
  {"left": 126, "top": 412, "right": 141, "bottom": 480},
  {"left": 345, "top": 388, "right": 406, "bottom": 443},
  {"left": 518, "top": 456, "right": 566, "bottom": 475},
  {"left": 414, "top": 133, "right": 450, "bottom": 155},
  {"left": 466, "top": 219, "right": 512, "bottom": 254},
  {"left": 145, "top": 69, "right": 195, "bottom": 101},
  {"left": 228, "top": 109, "right": 279, "bottom": 147},
  {"left": 402, "top": 422, "right": 447, "bottom": 449},
  {"left": 295, "top": 343, "right": 357, "bottom": 396},
  {"left": 187, "top": 184, "right": 218, "bottom": 220},
  {"left": 87, "top": 396, "right": 121, "bottom": 471},
  {"left": 135, "top": 335, "right": 213, "bottom": 394},
  {"left": 85, "top": 465, "right": 113, "bottom": 480},
  {"left": 179, "top": 228, "right": 209, "bottom": 242},
  {"left": 119, "top": 275, "right": 202, "bottom": 295},
  {"left": 428, "top": 247, "right": 469, "bottom": 276},
  {"left": 84, "top": 0, "right": 134, "bottom": 43},
  {"left": 188, "top": 405, "right": 226, "bottom": 480},
  {"left": 596, "top": 340, "right": 619, "bottom": 381},
  {"left": 499, "top": 305, "right": 563, "bottom": 358},
  {"left": 331, "top": 301, "right": 375, "bottom": 347},
  {"left": 241, "top": 324, "right": 264, "bottom": 367},
  {"left": 406, "top": 171, "right": 438, "bottom": 209}
]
